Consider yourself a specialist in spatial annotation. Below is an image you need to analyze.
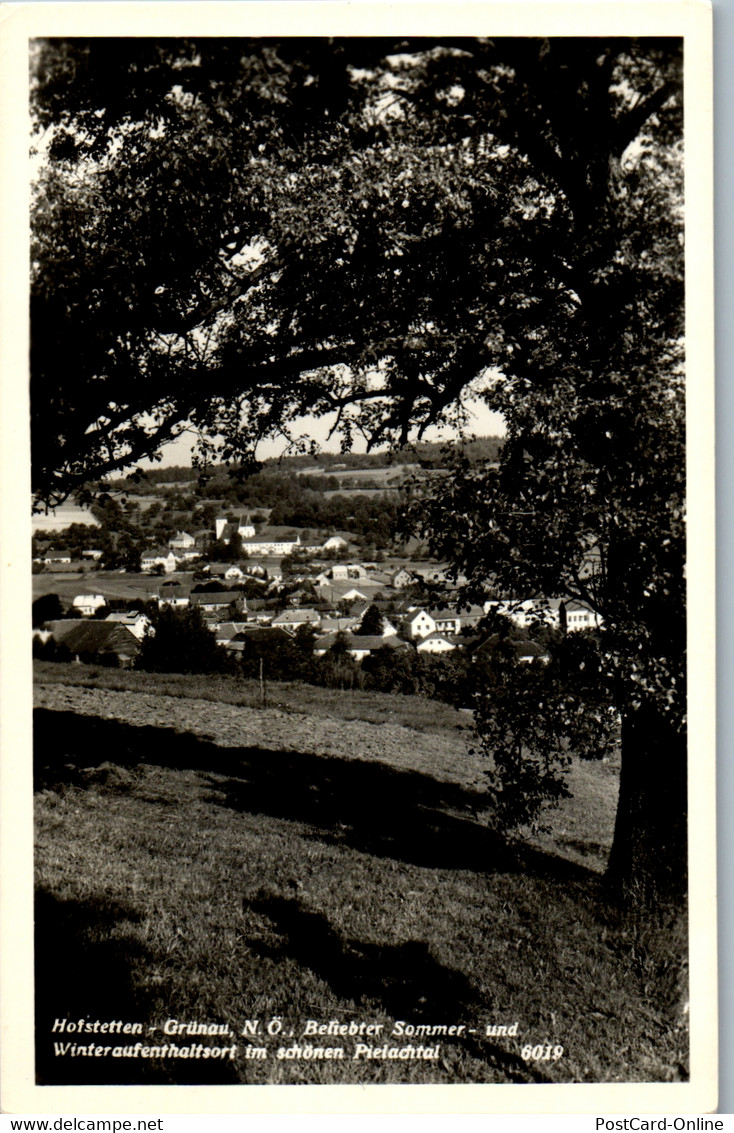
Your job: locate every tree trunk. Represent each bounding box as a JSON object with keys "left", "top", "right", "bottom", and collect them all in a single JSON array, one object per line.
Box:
[{"left": 606, "top": 701, "right": 687, "bottom": 903}]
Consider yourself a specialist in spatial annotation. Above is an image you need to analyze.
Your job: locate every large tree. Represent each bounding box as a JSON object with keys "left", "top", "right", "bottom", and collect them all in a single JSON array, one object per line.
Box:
[{"left": 31, "top": 37, "right": 685, "bottom": 898}]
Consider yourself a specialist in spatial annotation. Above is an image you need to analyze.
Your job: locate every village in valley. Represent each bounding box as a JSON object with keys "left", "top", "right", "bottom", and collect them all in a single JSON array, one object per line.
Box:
[{"left": 31, "top": 450, "right": 601, "bottom": 686}]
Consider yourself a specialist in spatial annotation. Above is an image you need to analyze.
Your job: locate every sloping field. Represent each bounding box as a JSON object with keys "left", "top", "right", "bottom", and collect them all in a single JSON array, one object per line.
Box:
[
  {"left": 33, "top": 570, "right": 180, "bottom": 603},
  {"left": 295, "top": 464, "right": 418, "bottom": 483},
  {"left": 32, "top": 503, "right": 100, "bottom": 532},
  {"left": 33, "top": 668, "right": 688, "bottom": 1087}
]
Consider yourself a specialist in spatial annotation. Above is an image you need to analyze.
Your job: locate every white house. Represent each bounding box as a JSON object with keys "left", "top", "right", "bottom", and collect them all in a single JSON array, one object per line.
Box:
[
  {"left": 416, "top": 632, "right": 460, "bottom": 654},
  {"left": 321, "top": 535, "right": 349, "bottom": 553},
  {"left": 168, "top": 531, "right": 196, "bottom": 551},
  {"left": 157, "top": 592, "right": 190, "bottom": 608},
  {"left": 484, "top": 598, "right": 564, "bottom": 629},
  {"left": 215, "top": 515, "right": 256, "bottom": 541},
  {"left": 338, "top": 587, "right": 370, "bottom": 603},
  {"left": 157, "top": 580, "right": 190, "bottom": 607},
  {"left": 407, "top": 609, "right": 437, "bottom": 639},
  {"left": 563, "top": 601, "right": 603, "bottom": 632},
  {"left": 241, "top": 532, "right": 301, "bottom": 556},
  {"left": 190, "top": 591, "right": 247, "bottom": 614},
  {"left": 72, "top": 593, "right": 107, "bottom": 616},
  {"left": 316, "top": 563, "right": 368, "bottom": 584},
  {"left": 406, "top": 605, "right": 484, "bottom": 639},
  {"left": 207, "top": 563, "right": 248, "bottom": 581},
  {"left": 141, "top": 549, "right": 178, "bottom": 574}
]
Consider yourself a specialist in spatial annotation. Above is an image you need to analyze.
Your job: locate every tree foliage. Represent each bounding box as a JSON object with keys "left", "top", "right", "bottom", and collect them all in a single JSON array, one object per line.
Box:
[
  {"left": 32, "top": 37, "right": 686, "bottom": 898},
  {"left": 32, "top": 38, "right": 680, "bottom": 502},
  {"left": 136, "top": 605, "right": 232, "bottom": 675},
  {"left": 32, "top": 592, "right": 64, "bottom": 627},
  {"left": 358, "top": 603, "right": 385, "bottom": 636},
  {"left": 466, "top": 623, "right": 619, "bottom": 830}
]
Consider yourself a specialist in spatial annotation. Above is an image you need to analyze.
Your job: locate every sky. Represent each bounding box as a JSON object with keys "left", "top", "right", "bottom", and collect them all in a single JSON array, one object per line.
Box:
[{"left": 141, "top": 397, "right": 506, "bottom": 469}]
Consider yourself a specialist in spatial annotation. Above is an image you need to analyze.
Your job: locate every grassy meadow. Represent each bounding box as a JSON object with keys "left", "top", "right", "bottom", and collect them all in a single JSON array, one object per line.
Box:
[
  {"left": 33, "top": 663, "right": 688, "bottom": 1086},
  {"left": 33, "top": 662, "right": 471, "bottom": 735},
  {"left": 33, "top": 569, "right": 172, "bottom": 604}
]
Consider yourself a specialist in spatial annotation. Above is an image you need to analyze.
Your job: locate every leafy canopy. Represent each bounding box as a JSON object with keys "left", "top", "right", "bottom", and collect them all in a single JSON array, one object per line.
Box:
[{"left": 32, "top": 38, "right": 681, "bottom": 505}]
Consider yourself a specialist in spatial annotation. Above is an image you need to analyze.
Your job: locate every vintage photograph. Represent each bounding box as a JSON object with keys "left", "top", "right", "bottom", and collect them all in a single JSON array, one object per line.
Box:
[{"left": 6, "top": 4, "right": 714, "bottom": 1110}]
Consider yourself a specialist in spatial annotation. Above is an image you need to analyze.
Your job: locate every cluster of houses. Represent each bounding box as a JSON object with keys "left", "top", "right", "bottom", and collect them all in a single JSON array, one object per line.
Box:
[
  {"left": 34, "top": 512, "right": 352, "bottom": 574},
  {"left": 33, "top": 559, "right": 602, "bottom": 670},
  {"left": 135, "top": 516, "right": 352, "bottom": 575},
  {"left": 34, "top": 609, "right": 152, "bottom": 668},
  {"left": 34, "top": 505, "right": 605, "bottom": 672}
]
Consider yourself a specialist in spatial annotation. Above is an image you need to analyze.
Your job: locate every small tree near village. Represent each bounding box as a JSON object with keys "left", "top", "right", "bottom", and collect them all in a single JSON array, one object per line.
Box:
[
  {"left": 358, "top": 604, "right": 385, "bottom": 637},
  {"left": 31, "top": 38, "right": 685, "bottom": 903},
  {"left": 137, "top": 606, "right": 232, "bottom": 675}
]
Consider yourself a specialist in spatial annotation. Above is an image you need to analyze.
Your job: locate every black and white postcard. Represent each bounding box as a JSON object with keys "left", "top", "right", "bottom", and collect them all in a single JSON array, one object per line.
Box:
[{"left": 0, "top": 0, "right": 717, "bottom": 1117}]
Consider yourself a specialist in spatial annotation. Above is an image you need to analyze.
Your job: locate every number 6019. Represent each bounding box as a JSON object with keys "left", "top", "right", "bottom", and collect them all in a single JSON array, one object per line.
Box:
[{"left": 521, "top": 1044, "right": 564, "bottom": 1061}]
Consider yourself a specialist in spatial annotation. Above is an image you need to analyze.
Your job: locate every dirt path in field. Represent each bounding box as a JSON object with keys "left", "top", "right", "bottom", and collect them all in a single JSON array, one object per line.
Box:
[{"left": 33, "top": 679, "right": 484, "bottom": 792}]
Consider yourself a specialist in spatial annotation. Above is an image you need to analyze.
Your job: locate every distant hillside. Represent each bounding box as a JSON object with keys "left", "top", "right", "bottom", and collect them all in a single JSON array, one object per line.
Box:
[
  {"left": 265, "top": 436, "right": 504, "bottom": 473},
  {"left": 107, "top": 436, "right": 504, "bottom": 490},
  {"left": 78, "top": 438, "right": 504, "bottom": 553}
]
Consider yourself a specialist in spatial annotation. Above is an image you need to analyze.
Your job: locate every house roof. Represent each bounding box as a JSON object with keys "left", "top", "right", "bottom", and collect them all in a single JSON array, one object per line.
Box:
[
  {"left": 37, "top": 561, "right": 89, "bottom": 573},
  {"left": 214, "top": 622, "right": 249, "bottom": 641},
  {"left": 315, "top": 632, "right": 412, "bottom": 653},
  {"left": 208, "top": 562, "right": 244, "bottom": 573},
  {"left": 230, "top": 627, "right": 294, "bottom": 644},
  {"left": 271, "top": 608, "right": 321, "bottom": 625},
  {"left": 365, "top": 571, "right": 393, "bottom": 586},
  {"left": 472, "top": 635, "right": 548, "bottom": 661},
  {"left": 190, "top": 591, "right": 244, "bottom": 606},
  {"left": 319, "top": 616, "right": 359, "bottom": 633},
  {"left": 417, "top": 632, "right": 459, "bottom": 647},
  {"left": 46, "top": 619, "right": 87, "bottom": 641},
  {"left": 240, "top": 539, "right": 294, "bottom": 549},
  {"left": 317, "top": 583, "right": 371, "bottom": 601},
  {"left": 242, "top": 525, "right": 301, "bottom": 541},
  {"left": 51, "top": 621, "right": 141, "bottom": 656},
  {"left": 563, "top": 599, "right": 596, "bottom": 613}
]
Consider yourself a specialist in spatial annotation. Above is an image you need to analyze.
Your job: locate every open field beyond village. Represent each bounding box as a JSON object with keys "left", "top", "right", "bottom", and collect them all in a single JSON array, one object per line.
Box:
[{"left": 34, "top": 663, "right": 688, "bottom": 1087}]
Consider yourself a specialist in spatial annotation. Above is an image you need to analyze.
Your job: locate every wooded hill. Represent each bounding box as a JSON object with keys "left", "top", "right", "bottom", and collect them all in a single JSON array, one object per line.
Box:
[{"left": 112, "top": 436, "right": 504, "bottom": 488}]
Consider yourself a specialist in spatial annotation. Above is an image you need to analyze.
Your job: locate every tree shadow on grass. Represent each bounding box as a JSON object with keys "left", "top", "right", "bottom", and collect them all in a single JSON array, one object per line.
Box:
[
  {"left": 246, "top": 892, "right": 546, "bottom": 1083},
  {"left": 35, "top": 707, "right": 600, "bottom": 883},
  {"left": 34, "top": 889, "right": 240, "bottom": 1085}
]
